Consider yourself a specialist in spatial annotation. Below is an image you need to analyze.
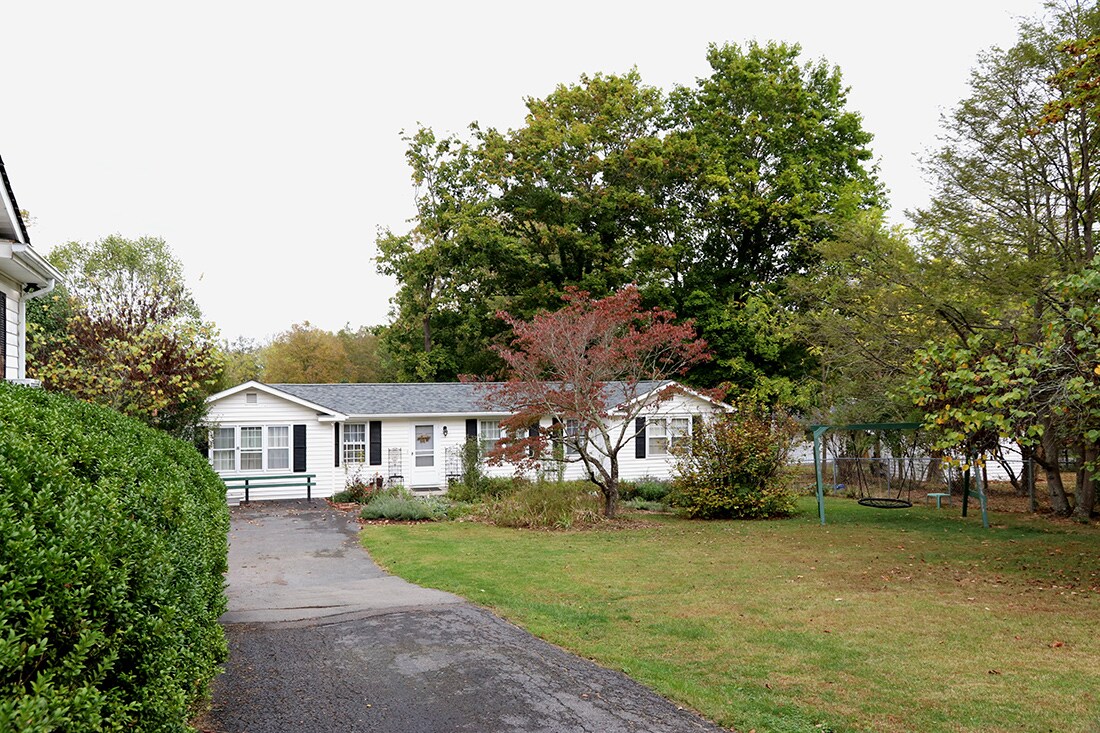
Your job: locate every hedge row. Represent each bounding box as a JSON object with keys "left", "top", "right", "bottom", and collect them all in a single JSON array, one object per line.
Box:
[{"left": 0, "top": 383, "right": 229, "bottom": 732}]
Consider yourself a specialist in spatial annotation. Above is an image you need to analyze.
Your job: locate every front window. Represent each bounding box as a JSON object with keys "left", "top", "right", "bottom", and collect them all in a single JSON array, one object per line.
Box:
[
  {"left": 564, "top": 419, "right": 583, "bottom": 456},
  {"left": 212, "top": 428, "right": 235, "bottom": 471},
  {"left": 648, "top": 417, "right": 691, "bottom": 456},
  {"left": 670, "top": 417, "right": 690, "bottom": 451},
  {"left": 267, "top": 426, "right": 290, "bottom": 470},
  {"left": 479, "top": 420, "right": 502, "bottom": 454},
  {"left": 240, "top": 426, "right": 263, "bottom": 471},
  {"left": 344, "top": 423, "right": 366, "bottom": 463},
  {"left": 210, "top": 424, "right": 290, "bottom": 472}
]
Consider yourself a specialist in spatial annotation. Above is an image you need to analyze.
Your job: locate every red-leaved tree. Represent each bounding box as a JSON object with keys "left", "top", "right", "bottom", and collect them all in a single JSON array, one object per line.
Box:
[{"left": 485, "top": 286, "right": 711, "bottom": 517}]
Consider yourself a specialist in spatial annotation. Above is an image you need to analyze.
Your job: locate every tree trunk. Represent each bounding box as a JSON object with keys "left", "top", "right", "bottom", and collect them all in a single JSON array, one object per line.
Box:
[
  {"left": 1037, "top": 427, "right": 1072, "bottom": 516},
  {"left": 993, "top": 445, "right": 1024, "bottom": 496},
  {"left": 1071, "top": 443, "right": 1098, "bottom": 522},
  {"left": 1021, "top": 443, "right": 1037, "bottom": 510},
  {"left": 604, "top": 457, "right": 620, "bottom": 518}
]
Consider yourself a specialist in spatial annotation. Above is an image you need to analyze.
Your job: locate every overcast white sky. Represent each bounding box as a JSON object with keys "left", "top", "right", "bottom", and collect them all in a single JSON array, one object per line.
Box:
[{"left": 2, "top": 0, "right": 1043, "bottom": 342}]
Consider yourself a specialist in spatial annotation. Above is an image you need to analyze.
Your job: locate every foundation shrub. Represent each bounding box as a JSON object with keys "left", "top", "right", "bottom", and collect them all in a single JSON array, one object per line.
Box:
[
  {"left": 669, "top": 403, "right": 800, "bottom": 519},
  {"left": 0, "top": 382, "right": 229, "bottom": 733}
]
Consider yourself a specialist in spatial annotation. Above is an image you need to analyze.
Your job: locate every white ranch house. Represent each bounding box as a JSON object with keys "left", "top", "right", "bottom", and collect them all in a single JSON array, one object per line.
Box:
[
  {"left": 0, "top": 154, "right": 62, "bottom": 384},
  {"left": 205, "top": 380, "right": 730, "bottom": 501}
]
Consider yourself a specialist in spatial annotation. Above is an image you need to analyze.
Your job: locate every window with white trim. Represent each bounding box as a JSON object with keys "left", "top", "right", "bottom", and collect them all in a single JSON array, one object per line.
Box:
[
  {"left": 240, "top": 426, "right": 263, "bottom": 470},
  {"left": 209, "top": 425, "right": 291, "bottom": 472},
  {"left": 648, "top": 417, "right": 690, "bottom": 456},
  {"left": 343, "top": 423, "right": 367, "bottom": 463},
  {"left": 564, "top": 419, "right": 583, "bottom": 456},
  {"left": 267, "top": 426, "right": 290, "bottom": 469},
  {"left": 479, "top": 420, "right": 502, "bottom": 454},
  {"left": 211, "top": 428, "right": 235, "bottom": 471}
]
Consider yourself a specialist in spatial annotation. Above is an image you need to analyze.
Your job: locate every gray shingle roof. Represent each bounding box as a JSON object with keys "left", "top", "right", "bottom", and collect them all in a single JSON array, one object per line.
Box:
[{"left": 271, "top": 381, "right": 669, "bottom": 417}]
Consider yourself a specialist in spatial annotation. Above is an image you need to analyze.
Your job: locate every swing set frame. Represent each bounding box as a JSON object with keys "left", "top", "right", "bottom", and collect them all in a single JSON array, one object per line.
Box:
[{"left": 810, "top": 422, "right": 990, "bottom": 528}]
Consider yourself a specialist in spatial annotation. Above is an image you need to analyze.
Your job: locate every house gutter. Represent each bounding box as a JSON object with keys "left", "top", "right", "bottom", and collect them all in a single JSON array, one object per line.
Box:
[{"left": 8, "top": 244, "right": 62, "bottom": 381}]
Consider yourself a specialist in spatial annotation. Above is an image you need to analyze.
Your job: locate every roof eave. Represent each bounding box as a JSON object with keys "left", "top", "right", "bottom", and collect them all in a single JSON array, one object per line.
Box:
[{"left": 0, "top": 155, "right": 30, "bottom": 246}]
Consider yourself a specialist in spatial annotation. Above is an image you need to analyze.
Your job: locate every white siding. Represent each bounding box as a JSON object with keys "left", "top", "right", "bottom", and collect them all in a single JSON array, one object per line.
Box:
[
  {"left": 206, "top": 385, "right": 727, "bottom": 499},
  {"left": 340, "top": 417, "right": 515, "bottom": 489},
  {"left": 614, "top": 392, "right": 723, "bottom": 482},
  {"left": 0, "top": 274, "right": 19, "bottom": 380},
  {"left": 205, "top": 389, "right": 338, "bottom": 500}
]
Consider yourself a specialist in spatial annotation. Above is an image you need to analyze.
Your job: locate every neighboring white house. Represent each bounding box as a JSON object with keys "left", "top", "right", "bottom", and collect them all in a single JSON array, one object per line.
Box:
[
  {"left": 0, "top": 154, "right": 62, "bottom": 384},
  {"left": 204, "top": 380, "right": 731, "bottom": 500}
]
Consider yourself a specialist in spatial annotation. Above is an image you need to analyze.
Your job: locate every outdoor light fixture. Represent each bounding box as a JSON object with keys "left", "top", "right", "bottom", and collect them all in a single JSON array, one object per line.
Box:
[{"left": 442, "top": 426, "right": 448, "bottom": 437}]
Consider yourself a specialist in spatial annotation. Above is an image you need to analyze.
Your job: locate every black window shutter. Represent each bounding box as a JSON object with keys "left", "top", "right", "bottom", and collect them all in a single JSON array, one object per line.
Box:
[
  {"left": 293, "top": 424, "right": 307, "bottom": 472},
  {"left": 465, "top": 418, "right": 478, "bottom": 440},
  {"left": 369, "top": 421, "right": 382, "bottom": 465},
  {"left": 635, "top": 417, "right": 647, "bottom": 459},
  {"left": 527, "top": 422, "right": 540, "bottom": 458},
  {"left": 334, "top": 423, "right": 341, "bottom": 467}
]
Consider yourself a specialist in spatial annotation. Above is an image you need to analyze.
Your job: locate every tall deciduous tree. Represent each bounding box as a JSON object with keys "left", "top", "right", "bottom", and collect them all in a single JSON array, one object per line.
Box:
[
  {"left": 376, "top": 126, "right": 504, "bottom": 381},
  {"left": 485, "top": 287, "right": 710, "bottom": 517},
  {"left": 909, "top": 1, "right": 1100, "bottom": 512},
  {"left": 213, "top": 336, "right": 264, "bottom": 393},
  {"left": 909, "top": 258, "right": 1100, "bottom": 520},
  {"left": 791, "top": 211, "right": 941, "bottom": 425},
  {"left": 668, "top": 41, "right": 881, "bottom": 304},
  {"left": 378, "top": 48, "right": 879, "bottom": 394},
  {"left": 262, "top": 322, "right": 352, "bottom": 384},
  {"left": 337, "top": 325, "right": 390, "bottom": 383},
  {"left": 27, "top": 235, "right": 220, "bottom": 439}
]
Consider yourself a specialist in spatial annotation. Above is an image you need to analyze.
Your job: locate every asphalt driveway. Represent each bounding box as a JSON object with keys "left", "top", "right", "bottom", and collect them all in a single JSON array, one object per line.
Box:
[{"left": 201, "top": 501, "right": 728, "bottom": 733}]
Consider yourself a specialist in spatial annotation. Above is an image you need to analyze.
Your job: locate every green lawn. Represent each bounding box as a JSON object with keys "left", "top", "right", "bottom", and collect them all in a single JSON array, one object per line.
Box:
[{"left": 360, "top": 497, "right": 1100, "bottom": 733}]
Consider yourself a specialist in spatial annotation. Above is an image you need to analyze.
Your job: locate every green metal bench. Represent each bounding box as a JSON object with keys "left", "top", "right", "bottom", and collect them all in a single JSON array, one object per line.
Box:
[{"left": 222, "top": 473, "right": 317, "bottom": 503}]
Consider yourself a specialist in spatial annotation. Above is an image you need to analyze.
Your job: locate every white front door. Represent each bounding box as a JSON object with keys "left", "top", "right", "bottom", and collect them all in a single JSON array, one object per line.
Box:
[{"left": 410, "top": 423, "right": 439, "bottom": 487}]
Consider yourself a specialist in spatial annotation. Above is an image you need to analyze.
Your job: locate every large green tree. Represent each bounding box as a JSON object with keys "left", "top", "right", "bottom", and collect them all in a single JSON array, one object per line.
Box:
[
  {"left": 376, "top": 126, "right": 506, "bottom": 381},
  {"left": 791, "top": 211, "right": 941, "bottom": 425},
  {"left": 908, "top": 1, "right": 1100, "bottom": 514},
  {"left": 378, "top": 47, "right": 880, "bottom": 395}
]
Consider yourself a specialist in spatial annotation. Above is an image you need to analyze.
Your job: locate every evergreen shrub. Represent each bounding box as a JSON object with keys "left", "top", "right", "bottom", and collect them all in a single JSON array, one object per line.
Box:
[{"left": 0, "top": 383, "right": 229, "bottom": 732}]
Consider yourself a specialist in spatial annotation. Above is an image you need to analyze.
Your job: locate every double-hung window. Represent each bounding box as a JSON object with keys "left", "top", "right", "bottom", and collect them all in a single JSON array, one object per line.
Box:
[
  {"left": 240, "top": 427, "right": 264, "bottom": 471},
  {"left": 210, "top": 425, "right": 291, "bottom": 472},
  {"left": 343, "top": 423, "right": 367, "bottom": 464},
  {"left": 648, "top": 417, "right": 690, "bottom": 456},
  {"left": 267, "top": 426, "right": 290, "bottom": 469},
  {"left": 564, "top": 419, "right": 584, "bottom": 456},
  {"left": 479, "top": 420, "right": 502, "bottom": 454},
  {"left": 669, "top": 417, "right": 690, "bottom": 451},
  {"left": 211, "top": 428, "right": 236, "bottom": 471}
]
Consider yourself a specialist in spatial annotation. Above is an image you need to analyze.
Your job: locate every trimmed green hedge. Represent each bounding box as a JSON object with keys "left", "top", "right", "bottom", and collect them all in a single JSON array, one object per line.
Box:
[{"left": 0, "top": 383, "right": 229, "bottom": 732}]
